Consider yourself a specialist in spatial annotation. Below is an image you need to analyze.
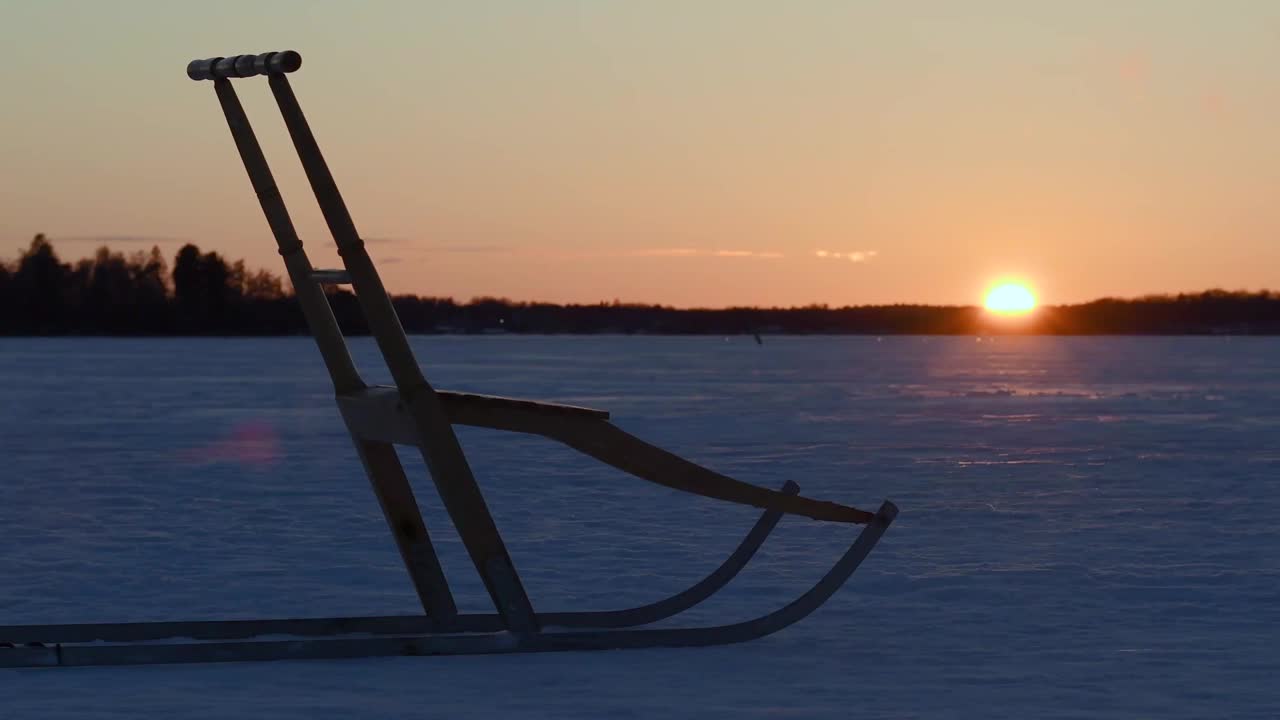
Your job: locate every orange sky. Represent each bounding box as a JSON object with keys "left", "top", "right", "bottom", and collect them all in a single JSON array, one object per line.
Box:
[{"left": 3, "top": 1, "right": 1279, "bottom": 308}]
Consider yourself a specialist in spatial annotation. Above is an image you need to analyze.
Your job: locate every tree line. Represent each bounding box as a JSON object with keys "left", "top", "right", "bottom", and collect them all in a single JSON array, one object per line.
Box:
[
  {"left": 2, "top": 235, "right": 1278, "bottom": 335},
  {"left": 0, "top": 234, "right": 293, "bottom": 334}
]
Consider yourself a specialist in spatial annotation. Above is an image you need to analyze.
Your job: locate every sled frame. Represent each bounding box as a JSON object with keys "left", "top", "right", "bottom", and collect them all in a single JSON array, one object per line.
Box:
[{"left": 0, "top": 51, "right": 896, "bottom": 669}]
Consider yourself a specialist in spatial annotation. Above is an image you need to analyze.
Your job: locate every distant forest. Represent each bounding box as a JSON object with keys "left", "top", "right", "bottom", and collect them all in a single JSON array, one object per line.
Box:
[{"left": 2, "top": 234, "right": 1278, "bottom": 336}]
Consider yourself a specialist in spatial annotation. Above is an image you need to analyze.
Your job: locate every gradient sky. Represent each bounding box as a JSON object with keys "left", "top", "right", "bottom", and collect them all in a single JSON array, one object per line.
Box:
[{"left": 3, "top": 0, "right": 1279, "bottom": 307}]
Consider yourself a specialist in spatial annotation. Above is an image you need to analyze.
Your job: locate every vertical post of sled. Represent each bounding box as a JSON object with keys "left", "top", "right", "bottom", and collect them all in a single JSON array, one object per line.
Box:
[
  {"left": 266, "top": 73, "right": 539, "bottom": 632},
  {"left": 211, "top": 78, "right": 361, "bottom": 394},
  {"left": 211, "top": 76, "right": 459, "bottom": 624}
]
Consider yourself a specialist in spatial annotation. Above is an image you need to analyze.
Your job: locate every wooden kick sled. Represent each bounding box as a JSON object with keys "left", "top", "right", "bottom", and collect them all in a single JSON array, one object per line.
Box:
[{"left": 0, "top": 51, "right": 896, "bottom": 668}]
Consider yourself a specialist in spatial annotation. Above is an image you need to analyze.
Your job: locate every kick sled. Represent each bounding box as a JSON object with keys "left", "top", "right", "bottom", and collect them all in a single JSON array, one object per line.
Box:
[{"left": 0, "top": 51, "right": 896, "bottom": 668}]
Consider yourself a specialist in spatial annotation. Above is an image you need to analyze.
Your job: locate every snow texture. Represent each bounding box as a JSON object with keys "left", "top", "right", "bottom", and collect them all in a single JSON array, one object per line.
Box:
[{"left": 1, "top": 336, "right": 1277, "bottom": 718}]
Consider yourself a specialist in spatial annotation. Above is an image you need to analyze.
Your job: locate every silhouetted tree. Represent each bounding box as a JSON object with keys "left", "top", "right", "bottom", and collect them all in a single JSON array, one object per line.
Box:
[
  {"left": 86, "top": 246, "right": 136, "bottom": 332},
  {"left": 243, "top": 268, "right": 285, "bottom": 300},
  {"left": 172, "top": 243, "right": 237, "bottom": 332},
  {"left": 172, "top": 243, "right": 204, "bottom": 327},
  {"left": 130, "top": 246, "right": 171, "bottom": 332},
  {"left": 200, "top": 250, "right": 234, "bottom": 330},
  {"left": 12, "top": 234, "right": 70, "bottom": 333},
  {"left": 0, "top": 259, "right": 12, "bottom": 333}
]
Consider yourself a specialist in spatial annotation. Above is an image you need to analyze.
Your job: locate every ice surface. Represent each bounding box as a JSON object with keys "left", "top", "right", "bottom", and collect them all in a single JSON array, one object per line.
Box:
[{"left": 1, "top": 336, "right": 1277, "bottom": 718}]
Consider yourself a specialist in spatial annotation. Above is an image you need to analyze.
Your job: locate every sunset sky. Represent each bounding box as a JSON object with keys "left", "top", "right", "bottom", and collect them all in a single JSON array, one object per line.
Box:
[{"left": 3, "top": 1, "right": 1279, "bottom": 308}]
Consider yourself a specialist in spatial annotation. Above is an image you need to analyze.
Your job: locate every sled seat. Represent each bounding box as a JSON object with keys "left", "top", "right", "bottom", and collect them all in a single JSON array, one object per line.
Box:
[
  {"left": 336, "top": 385, "right": 874, "bottom": 525},
  {"left": 337, "top": 386, "right": 607, "bottom": 445},
  {"left": 438, "top": 390, "right": 610, "bottom": 421}
]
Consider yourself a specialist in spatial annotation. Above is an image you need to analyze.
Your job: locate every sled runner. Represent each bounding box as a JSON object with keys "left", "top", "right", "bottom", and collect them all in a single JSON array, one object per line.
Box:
[{"left": 0, "top": 51, "right": 896, "bottom": 668}]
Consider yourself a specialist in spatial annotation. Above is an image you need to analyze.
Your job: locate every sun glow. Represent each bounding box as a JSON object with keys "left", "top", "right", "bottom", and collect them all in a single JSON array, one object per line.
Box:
[{"left": 984, "top": 283, "right": 1037, "bottom": 314}]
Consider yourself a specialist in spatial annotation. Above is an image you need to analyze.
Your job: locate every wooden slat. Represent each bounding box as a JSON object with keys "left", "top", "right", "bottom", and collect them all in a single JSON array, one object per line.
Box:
[
  {"left": 337, "top": 386, "right": 610, "bottom": 446},
  {"left": 345, "top": 437, "right": 458, "bottom": 622},
  {"left": 547, "top": 421, "right": 876, "bottom": 524},
  {"left": 338, "top": 385, "right": 874, "bottom": 523},
  {"left": 0, "top": 646, "right": 57, "bottom": 668},
  {"left": 311, "top": 269, "right": 352, "bottom": 284},
  {"left": 336, "top": 386, "right": 416, "bottom": 444},
  {"left": 440, "top": 401, "right": 876, "bottom": 524},
  {"left": 439, "top": 391, "right": 608, "bottom": 420},
  {"left": 0, "top": 616, "right": 450, "bottom": 646}
]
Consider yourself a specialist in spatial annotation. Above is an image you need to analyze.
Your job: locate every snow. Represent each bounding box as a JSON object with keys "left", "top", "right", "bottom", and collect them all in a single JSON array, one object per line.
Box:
[{"left": 1, "top": 335, "right": 1277, "bottom": 718}]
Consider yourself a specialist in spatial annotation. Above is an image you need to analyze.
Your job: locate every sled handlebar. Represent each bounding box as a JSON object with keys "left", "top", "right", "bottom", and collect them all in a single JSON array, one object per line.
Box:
[{"left": 187, "top": 51, "right": 302, "bottom": 81}]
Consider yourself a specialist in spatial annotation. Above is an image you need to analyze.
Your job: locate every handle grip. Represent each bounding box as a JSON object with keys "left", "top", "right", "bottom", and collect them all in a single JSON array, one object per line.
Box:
[{"left": 187, "top": 51, "right": 301, "bottom": 81}]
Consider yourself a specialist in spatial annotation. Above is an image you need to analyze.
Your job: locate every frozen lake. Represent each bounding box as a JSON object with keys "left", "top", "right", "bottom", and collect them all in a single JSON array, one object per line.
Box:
[{"left": 1, "top": 335, "right": 1277, "bottom": 718}]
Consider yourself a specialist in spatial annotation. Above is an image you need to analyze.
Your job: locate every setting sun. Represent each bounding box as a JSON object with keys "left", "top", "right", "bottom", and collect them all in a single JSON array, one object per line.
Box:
[{"left": 984, "top": 283, "right": 1037, "bottom": 314}]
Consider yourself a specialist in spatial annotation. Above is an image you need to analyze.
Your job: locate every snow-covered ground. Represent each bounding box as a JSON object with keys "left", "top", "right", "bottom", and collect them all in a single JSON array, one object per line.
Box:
[{"left": 1, "top": 336, "right": 1277, "bottom": 718}]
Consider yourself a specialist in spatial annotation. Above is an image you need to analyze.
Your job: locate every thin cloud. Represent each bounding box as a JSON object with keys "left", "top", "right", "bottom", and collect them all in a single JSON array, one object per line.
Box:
[
  {"left": 815, "top": 250, "right": 878, "bottom": 263},
  {"left": 423, "top": 243, "right": 512, "bottom": 253},
  {"left": 366, "top": 237, "right": 512, "bottom": 253},
  {"left": 634, "top": 248, "right": 784, "bottom": 259},
  {"left": 633, "top": 248, "right": 701, "bottom": 257},
  {"left": 59, "top": 234, "right": 187, "bottom": 245}
]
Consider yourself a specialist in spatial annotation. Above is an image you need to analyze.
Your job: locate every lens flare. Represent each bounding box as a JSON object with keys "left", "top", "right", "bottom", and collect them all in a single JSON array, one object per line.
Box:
[{"left": 177, "top": 419, "right": 281, "bottom": 468}]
